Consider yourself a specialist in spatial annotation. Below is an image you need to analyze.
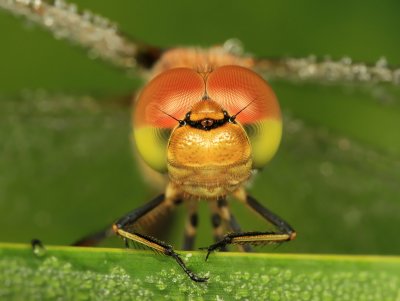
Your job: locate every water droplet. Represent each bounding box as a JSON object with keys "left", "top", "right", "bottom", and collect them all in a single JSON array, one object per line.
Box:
[
  {"left": 82, "top": 10, "right": 93, "bottom": 22},
  {"left": 31, "top": 239, "right": 46, "bottom": 257},
  {"left": 269, "top": 290, "right": 281, "bottom": 301},
  {"left": 375, "top": 57, "right": 387, "bottom": 68},
  {"left": 32, "top": 0, "right": 41, "bottom": 9},
  {"left": 184, "top": 253, "right": 193, "bottom": 262},
  {"left": 223, "top": 38, "right": 244, "bottom": 56},
  {"left": 393, "top": 69, "right": 400, "bottom": 84},
  {"left": 156, "top": 280, "right": 167, "bottom": 290},
  {"left": 341, "top": 56, "right": 352, "bottom": 65},
  {"left": 54, "top": 0, "right": 66, "bottom": 9},
  {"left": 43, "top": 16, "right": 54, "bottom": 27},
  {"left": 283, "top": 269, "right": 292, "bottom": 281},
  {"left": 67, "top": 3, "right": 77, "bottom": 14},
  {"left": 224, "top": 285, "right": 233, "bottom": 293}
]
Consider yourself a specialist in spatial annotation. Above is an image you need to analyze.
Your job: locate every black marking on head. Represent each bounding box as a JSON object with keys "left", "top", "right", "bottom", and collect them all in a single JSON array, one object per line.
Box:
[{"left": 183, "top": 110, "right": 232, "bottom": 131}]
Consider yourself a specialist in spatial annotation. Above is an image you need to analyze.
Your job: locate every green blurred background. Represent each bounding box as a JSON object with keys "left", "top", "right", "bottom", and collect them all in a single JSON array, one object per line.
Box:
[{"left": 0, "top": 0, "right": 399, "bottom": 255}]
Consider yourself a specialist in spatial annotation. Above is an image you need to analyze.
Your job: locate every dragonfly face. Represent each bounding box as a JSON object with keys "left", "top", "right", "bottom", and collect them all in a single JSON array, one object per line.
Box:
[
  {"left": 133, "top": 64, "right": 282, "bottom": 199},
  {"left": 167, "top": 98, "right": 252, "bottom": 198}
]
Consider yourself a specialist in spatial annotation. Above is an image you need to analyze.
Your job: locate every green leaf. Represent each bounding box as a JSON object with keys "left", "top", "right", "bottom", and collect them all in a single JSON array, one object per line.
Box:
[{"left": 1, "top": 243, "right": 400, "bottom": 301}]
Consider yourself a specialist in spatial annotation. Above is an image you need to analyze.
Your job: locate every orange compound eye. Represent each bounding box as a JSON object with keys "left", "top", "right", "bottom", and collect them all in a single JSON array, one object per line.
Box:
[
  {"left": 206, "top": 66, "right": 282, "bottom": 168},
  {"left": 133, "top": 68, "right": 205, "bottom": 172},
  {"left": 135, "top": 68, "right": 205, "bottom": 129},
  {"left": 207, "top": 65, "right": 280, "bottom": 124},
  {"left": 133, "top": 65, "right": 282, "bottom": 173}
]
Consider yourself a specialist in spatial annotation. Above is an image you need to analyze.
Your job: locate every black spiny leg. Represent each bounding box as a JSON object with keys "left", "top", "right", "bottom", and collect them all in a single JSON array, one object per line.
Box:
[
  {"left": 203, "top": 192, "right": 296, "bottom": 260},
  {"left": 72, "top": 194, "right": 169, "bottom": 247},
  {"left": 228, "top": 213, "right": 253, "bottom": 253},
  {"left": 112, "top": 194, "right": 208, "bottom": 282}
]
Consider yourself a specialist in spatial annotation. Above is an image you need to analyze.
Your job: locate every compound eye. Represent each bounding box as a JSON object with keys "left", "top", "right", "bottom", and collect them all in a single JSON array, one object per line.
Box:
[
  {"left": 133, "top": 68, "right": 204, "bottom": 172},
  {"left": 206, "top": 66, "right": 282, "bottom": 168}
]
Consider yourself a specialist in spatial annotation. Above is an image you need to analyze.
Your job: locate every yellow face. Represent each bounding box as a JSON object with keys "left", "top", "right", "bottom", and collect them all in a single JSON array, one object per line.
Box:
[
  {"left": 133, "top": 65, "right": 282, "bottom": 198},
  {"left": 167, "top": 99, "right": 253, "bottom": 197}
]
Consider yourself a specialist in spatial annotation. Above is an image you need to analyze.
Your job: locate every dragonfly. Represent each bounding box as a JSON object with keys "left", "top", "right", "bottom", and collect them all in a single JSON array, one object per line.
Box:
[{"left": 1, "top": 0, "right": 400, "bottom": 282}]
